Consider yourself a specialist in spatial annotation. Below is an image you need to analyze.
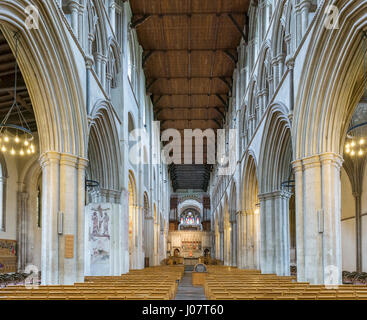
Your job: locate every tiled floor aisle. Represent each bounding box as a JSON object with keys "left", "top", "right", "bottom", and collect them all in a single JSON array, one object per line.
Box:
[{"left": 175, "top": 272, "right": 207, "bottom": 300}]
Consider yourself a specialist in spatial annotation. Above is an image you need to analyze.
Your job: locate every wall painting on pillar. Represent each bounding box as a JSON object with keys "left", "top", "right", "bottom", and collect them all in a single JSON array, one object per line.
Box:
[{"left": 86, "top": 204, "right": 111, "bottom": 275}]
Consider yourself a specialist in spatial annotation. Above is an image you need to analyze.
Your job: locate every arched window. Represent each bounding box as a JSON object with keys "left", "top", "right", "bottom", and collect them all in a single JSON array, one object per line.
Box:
[{"left": 127, "top": 30, "right": 137, "bottom": 90}]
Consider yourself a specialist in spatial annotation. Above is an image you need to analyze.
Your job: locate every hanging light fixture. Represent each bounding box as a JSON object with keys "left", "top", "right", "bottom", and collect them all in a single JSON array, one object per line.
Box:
[
  {"left": 344, "top": 31, "right": 367, "bottom": 158},
  {"left": 0, "top": 32, "right": 35, "bottom": 156}
]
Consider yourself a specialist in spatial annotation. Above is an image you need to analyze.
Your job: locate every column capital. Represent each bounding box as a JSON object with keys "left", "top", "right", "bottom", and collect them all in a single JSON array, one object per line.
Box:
[
  {"left": 258, "top": 190, "right": 291, "bottom": 200},
  {"left": 39, "top": 151, "right": 61, "bottom": 168},
  {"left": 67, "top": 0, "right": 80, "bottom": 11},
  {"left": 18, "top": 191, "right": 29, "bottom": 201},
  {"left": 78, "top": 157, "right": 89, "bottom": 169},
  {"left": 286, "top": 57, "right": 295, "bottom": 69},
  {"left": 301, "top": 155, "right": 322, "bottom": 169},
  {"left": 60, "top": 153, "right": 79, "bottom": 168},
  {"left": 293, "top": 153, "right": 344, "bottom": 171},
  {"left": 291, "top": 159, "right": 303, "bottom": 172},
  {"left": 85, "top": 56, "right": 94, "bottom": 69},
  {"left": 298, "top": 0, "right": 312, "bottom": 11},
  {"left": 319, "top": 152, "right": 344, "bottom": 169}
]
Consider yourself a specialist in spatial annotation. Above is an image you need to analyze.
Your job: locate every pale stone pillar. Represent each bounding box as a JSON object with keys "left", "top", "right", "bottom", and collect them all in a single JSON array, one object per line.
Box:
[
  {"left": 88, "top": 33, "right": 95, "bottom": 58},
  {"left": 230, "top": 220, "right": 237, "bottom": 266},
  {"left": 109, "top": 1, "right": 116, "bottom": 32},
  {"left": 240, "top": 211, "right": 247, "bottom": 269},
  {"left": 259, "top": 193, "right": 273, "bottom": 273},
  {"left": 59, "top": 154, "right": 78, "bottom": 284},
  {"left": 286, "top": 58, "right": 295, "bottom": 114},
  {"left": 292, "top": 153, "right": 343, "bottom": 284},
  {"left": 258, "top": 89, "right": 268, "bottom": 115},
  {"left": 95, "top": 53, "right": 103, "bottom": 79},
  {"left": 100, "top": 55, "right": 107, "bottom": 89},
  {"left": 244, "top": 209, "right": 260, "bottom": 270},
  {"left": 78, "top": 3, "right": 84, "bottom": 43},
  {"left": 77, "top": 158, "right": 88, "bottom": 281},
  {"left": 299, "top": 0, "right": 311, "bottom": 37},
  {"left": 17, "top": 191, "right": 29, "bottom": 271},
  {"left": 69, "top": 1, "right": 79, "bottom": 38},
  {"left": 273, "top": 191, "right": 291, "bottom": 276},
  {"left": 40, "top": 152, "right": 86, "bottom": 285},
  {"left": 219, "top": 230, "right": 224, "bottom": 263},
  {"left": 0, "top": 176, "right": 6, "bottom": 232},
  {"left": 294, "top": 3, "right": 302, "bottom": 46},
  {"left": 40, "top": 152, "right": 61, "bottom": 285},
  {"left": 144, "top": 216, "right": 154, "bottom": 266},
  {"left": 259, "top": 191, "right": 291, "bottom": 276},
  {"left": 106, "top": 72, "right": 112, "bottom": 96},
  {"left": 136, "top": 204, "right": 144, "bottom": 269}
]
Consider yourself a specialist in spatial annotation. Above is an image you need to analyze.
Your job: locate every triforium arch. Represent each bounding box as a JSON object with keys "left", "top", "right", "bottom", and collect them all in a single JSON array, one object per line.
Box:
[
  {"left": 240, "top": 151, "right": 260, "bottom": 270},
  {"left": 87, "top": 101, "right": 122, "bottom": 203},
  {"left": 0, "top": 0, "right": 88, "bottom": 285},
  {"left": 258, "top": 103, "right": 292, "bottom": 276},
  {"left": 293, "top": 0, "right": 367, "bottom": 285},
  {"left": 17, "top": 155, "right": 42, "bottom": 272}
]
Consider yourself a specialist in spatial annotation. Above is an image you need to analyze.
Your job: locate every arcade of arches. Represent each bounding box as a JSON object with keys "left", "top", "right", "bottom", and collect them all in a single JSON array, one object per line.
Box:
[{"left": 0, "top": 0, "right": 366, "bottom": 291}]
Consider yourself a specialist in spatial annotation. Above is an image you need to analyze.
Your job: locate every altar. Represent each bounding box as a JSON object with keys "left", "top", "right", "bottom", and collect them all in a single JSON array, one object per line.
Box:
[{"left": 167, "top": 230, "right": 212, "bottom": 259}]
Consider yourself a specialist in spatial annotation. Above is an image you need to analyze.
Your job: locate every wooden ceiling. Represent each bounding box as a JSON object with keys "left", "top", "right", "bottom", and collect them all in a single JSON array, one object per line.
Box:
[
  {"left": 0, "top": 30, "right": 37, "bottom": 133},
  {"left": 130, "top": 0, "right": 249, "bottom": 191}
]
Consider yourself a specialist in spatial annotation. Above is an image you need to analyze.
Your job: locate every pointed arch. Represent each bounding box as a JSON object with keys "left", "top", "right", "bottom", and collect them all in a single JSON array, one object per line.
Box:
[
  {"left": 241, "top": 150, "right": 260, "bottom": 269},
  {"left": 0, "top": 1, "right": 88, "bottom": 157},
  {"left": 87, "top": 101, "right": 122, "bottom": 203}
]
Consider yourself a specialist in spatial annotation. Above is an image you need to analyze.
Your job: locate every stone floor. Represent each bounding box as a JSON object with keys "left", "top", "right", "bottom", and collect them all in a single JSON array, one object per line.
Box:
[{"left": 175, "top": 271, "right": 207, "bottom": 300}]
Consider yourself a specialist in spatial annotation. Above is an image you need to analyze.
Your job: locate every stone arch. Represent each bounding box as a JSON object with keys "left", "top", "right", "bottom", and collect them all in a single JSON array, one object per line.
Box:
[
  {"left": 17, "top": 156, "right": 42, "bottom": 271},
  {"left": 0, "top": 0, "right": 89, "bottom": 285},
  {"left": 106, "top": 37, "right": 121, "bottom": 91},
  {"left": 248, "top": 0, "right": 259, "bottom": 68},
  {"left": 257, "top": 42, "right": 273, "bottom": 111},
  {"left": 292, "top": 1, "right": 367, "bottom": 284},
  {"left": 0, "top": 1, "right": 88, "bottom": 156},
  {"left": 271, "top": 0, "right": 292, "bottom": 83},
  {"left": 259, "top": 103, "right": 292, "bottom": 193},
  {"left": 87, "top": 101, "right": 122, "bottom": 203},
  {"left": 295, "top": 1, "right": 367, "bottom": 158},
  {"left": 241, "top": 151, "right": 260, "bottom": 269},
  {"left": 258, "top": 103, "right": 292, "bottom": 276}
]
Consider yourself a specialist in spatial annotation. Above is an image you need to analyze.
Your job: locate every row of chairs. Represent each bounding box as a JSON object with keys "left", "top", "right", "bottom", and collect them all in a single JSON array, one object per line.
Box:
[
  {"left": 0, "top": 266, "right": 184, "bottom": 300},
  {"left": 203, "top": 266, "right": 367, "bottom": 300},
  {"left": 0, "top": 271, "right": 33, "bottom": 287},
  {"left": 343, "top": 271, "right": 367, "bottom": 284}
]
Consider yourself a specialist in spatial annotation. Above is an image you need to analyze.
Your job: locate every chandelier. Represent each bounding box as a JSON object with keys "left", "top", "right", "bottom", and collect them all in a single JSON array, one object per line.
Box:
[
  {"left": 345, "top": 31, "right": 367, "bottom": 158},
  {"left": 345, "top": 127, "right": 366, "bottom": 157},
  {"left": 0, "top": 32, "right": 35, "bottom": 156}
]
